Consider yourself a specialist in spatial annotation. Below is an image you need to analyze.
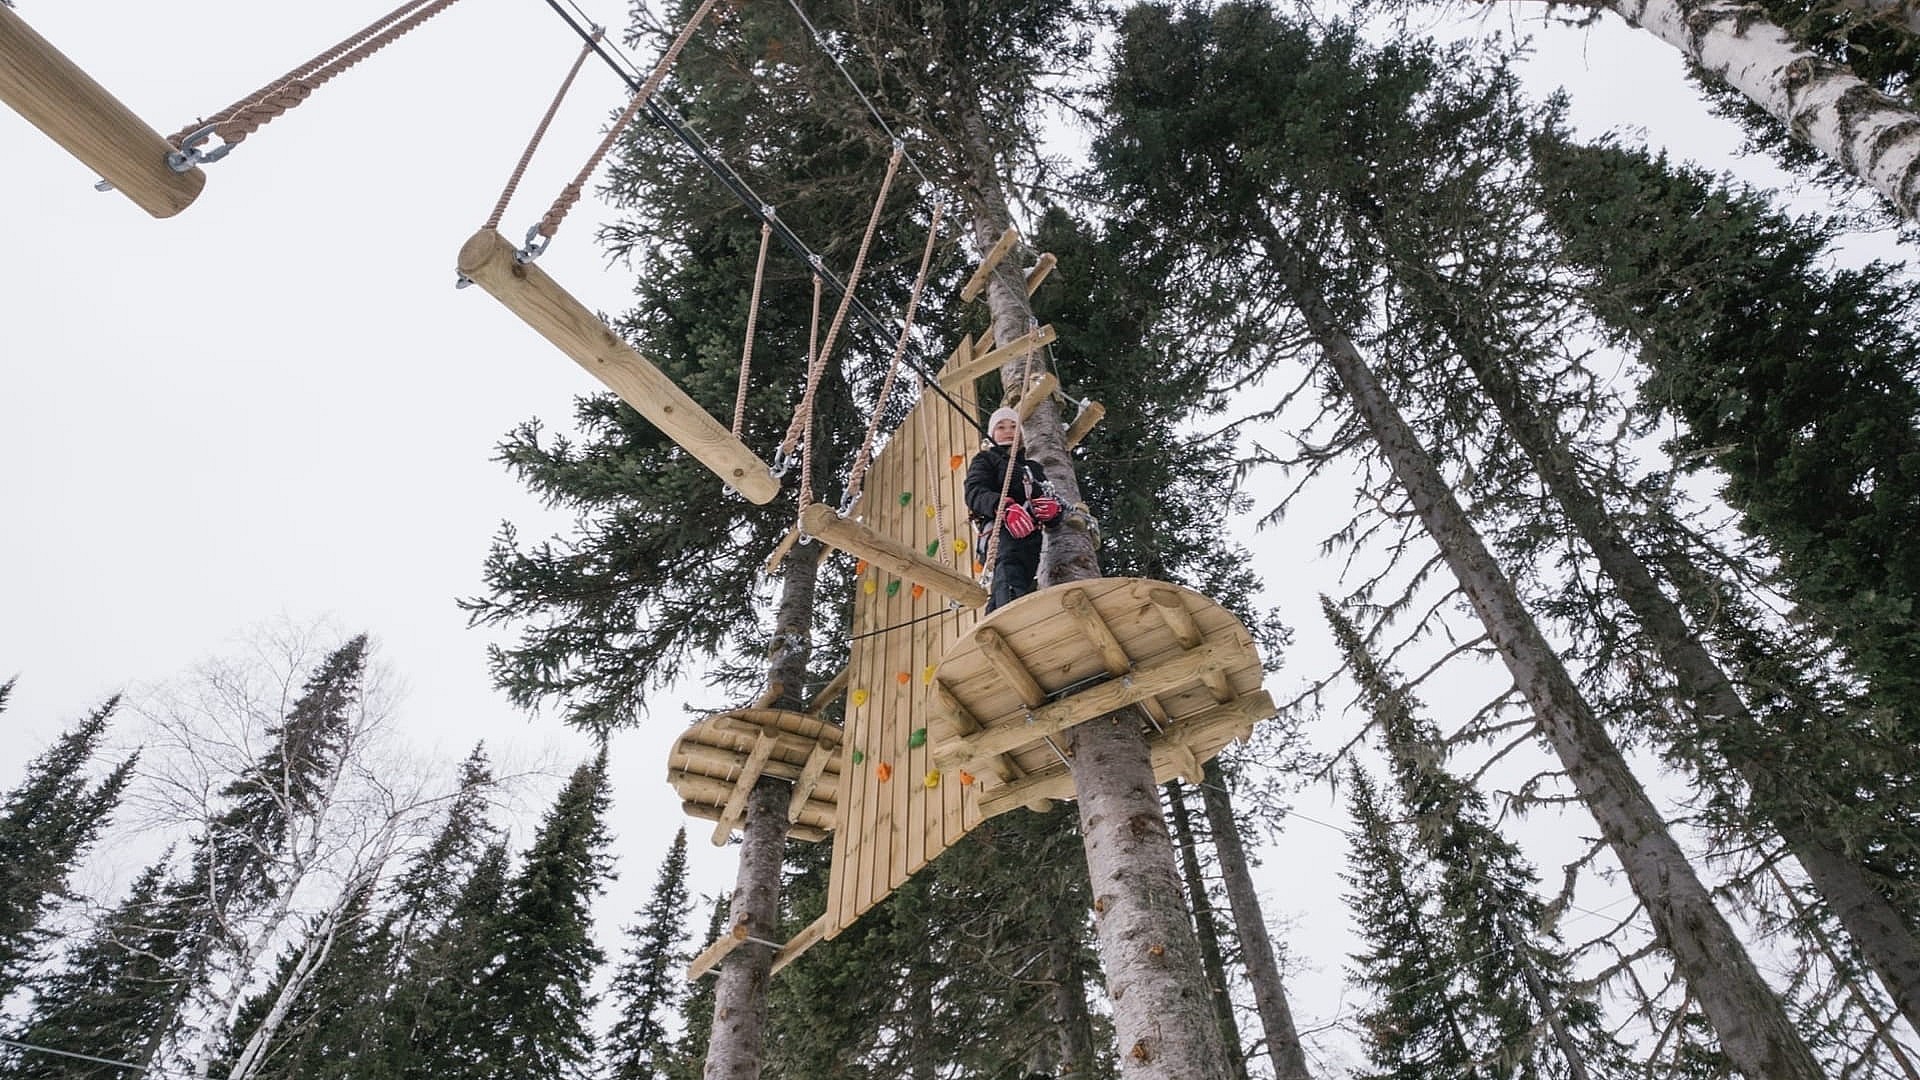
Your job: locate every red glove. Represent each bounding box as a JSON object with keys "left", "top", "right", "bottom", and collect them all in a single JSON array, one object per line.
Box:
[
  {"left": 1028, "top": 496, "right": 1062, "bottom": 524},
  {"left": 1002, "top": 500, "right": 1036, "bottom": 539}
]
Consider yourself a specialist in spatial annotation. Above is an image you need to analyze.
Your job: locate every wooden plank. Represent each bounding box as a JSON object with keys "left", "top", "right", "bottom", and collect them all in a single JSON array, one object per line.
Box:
[
  {"left": 0, "top": 5, "right": 206, "bottom": 218},
  {"left": 806, "top": 667, "right": 849, "bottom": 716},
  {"left": 787, "top": 740, "right": 836, "bottom": 822},
  {"left": 935, "top": 641, "right": 1240, "bottom": 768},
  {"left": 938, "top": 325, "right": 1058, "bottom": 389},
  {"left": 1024, "top": 253, "right": 1058, "bottom": 297},
  {"left": 715, "top": 707, "right": 842, "bottom": 746},
  {"left": 939, "top": 333, "right": 974, "bottom": 378},
  {"left": 1201, "top": 668, "right": 1236, "bottom": 704},
  {"left": 1013, "top": 373, "right": 1060, "bottom": 421},
  {"left": 457, "top": 229, "right": 780, "bottom": 504},
  {"left": 1148, "top": 585, "right": 1204, "bottom": 649},
  {"left": 974, "top": 627, "right": 1047, "bottom": 708},
  {"left": 770, "top": 914, "right": 832, "bottom": 976},
  {"left": 959, "top": 226, "right": 1020, "bottom": 302},
  {"left": 763, "top": 524, "right": 802, "bottom": 575},
  {"left": 801, "top": 503, "right": 988, "bottom": 608},
  {"left": 711, "top": 732, "right": 778, "bottom": 845},
  {"left": 1061, "top": 587, "right": 1132, "bottom": 675},
  {"left": 975, "top": 693, "right": 1270, "bottom": 817},
  {"left": 672, "top": 744, "right": 827, "bottom": 786},
  {"left": 682, "top": 801, "right": 830, "bottom": 843},
  {"left": 1064, "top": 401, "right": 1105, "bottom": 449}
]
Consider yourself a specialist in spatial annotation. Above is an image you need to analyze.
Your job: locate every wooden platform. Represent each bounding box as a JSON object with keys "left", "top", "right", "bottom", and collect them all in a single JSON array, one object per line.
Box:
[
  {"left": 668, "top": 708, "right": 842, "bottom": 846},
  {"left": 928, "top": 578, "right": 1272, "bottom": 819}
]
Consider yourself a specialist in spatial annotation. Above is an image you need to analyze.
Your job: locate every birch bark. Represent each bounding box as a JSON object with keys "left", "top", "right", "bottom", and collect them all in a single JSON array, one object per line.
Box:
[
  {"left": 1602, "top": 0, "right": 1920, "bottom": 217},
  {"left": 1254, "top": 221, "right": 1825, "bottom": 1080}
]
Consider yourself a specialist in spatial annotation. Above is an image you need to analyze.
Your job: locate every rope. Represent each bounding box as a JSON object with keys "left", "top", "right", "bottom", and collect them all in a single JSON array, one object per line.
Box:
[
  {"left": 779, "top": 143, "right": 906, "bottom": 463},
  {"left": 171, "top": 0, "right": 463, "bottom": 149},
  {"left": 533, "top": 0, "right": 725, "bottom": 244},
  {"left": 796, "top": 274, "right": 825, "bottom": 514},
  {"left": 484, "top": 28, "right": 603, "bottom": 232},
  {"left": 733, "top": 220, "right": 775, "bottom": 437},
  {"left": 841, "top": 200, "right": 945, "bottom": 512}
]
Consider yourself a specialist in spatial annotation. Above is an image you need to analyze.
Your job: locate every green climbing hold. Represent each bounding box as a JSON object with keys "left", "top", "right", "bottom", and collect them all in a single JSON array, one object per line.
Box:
[
  {"left": 908, "top": 727, "right": 927, "bottom": 749},
  {"left": 926, "top": 539, "right": 940, "bottom": 557},
  {"left": 852, "top": 749, "right": 866, "bottom": 765},
  {"left": 886, "top": 579, "right": 902, "bottom": 597},
  {"left": 899, "top": 491, "right": 914, "bottom": 506}
]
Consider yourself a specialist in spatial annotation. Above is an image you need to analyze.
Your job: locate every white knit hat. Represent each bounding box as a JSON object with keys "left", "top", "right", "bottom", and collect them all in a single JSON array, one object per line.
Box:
[{"left": 988, "top": 406, "right": 1021, "bottom": 430}]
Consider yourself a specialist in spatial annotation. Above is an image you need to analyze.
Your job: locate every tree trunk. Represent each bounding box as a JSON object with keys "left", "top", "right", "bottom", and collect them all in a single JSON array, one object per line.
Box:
[
  {"left": 1601, "top": 0, "right": 1920, "bottom": 218},
  {"left": 957, "top": 105, "right": 1232, "bottom": 1080},
  {"left": 1423, "top": 287, "right": 1920, "bottom": 1037},
  {"left": 1254, "top": 222, "right": 1826, "bottom": 1080},
  {"left": 1167, "top": 782, "right": 1250, "bottom": 1080},
  {"left": 1500, "top": 914, "right": 1598, "bottom": 1080},
  {"left": 1197, "top": 763, "right": 1315, "bottom": 1080},
  {"left": 702, "top": 542, "right": 820, "bottom": 1080}
]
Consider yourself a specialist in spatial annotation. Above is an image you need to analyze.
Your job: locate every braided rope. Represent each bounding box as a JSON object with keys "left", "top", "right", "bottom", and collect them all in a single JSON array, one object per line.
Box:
[
  {"left": 732, "top": 220, "right": 775, "bottom": 437},
  {"left": 978, "top": 424, "right": 1022, "bottom": 589},
  {"left": 484, "top": 29, "right": 602, "bottom": 232},
  {"left": 535, "top": 0, "right": 725, "bottom": 242},
  {"left": 842, "top": 201, "right": 944, "bottom": 511},
  {"left": 779, "top": 144, "right": 905, "bottom": 462},
  {"left": 173, "top": 0, "right": 463, "bottom": 148},
  {"left": 796, "top": 274, "right": 825, "bottom": 515}
]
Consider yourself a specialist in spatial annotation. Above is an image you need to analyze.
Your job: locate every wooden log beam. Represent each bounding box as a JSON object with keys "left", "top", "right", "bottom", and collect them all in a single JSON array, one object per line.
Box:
[
  {"left": 710, "top": 732, "right": 778, "bottom": 846},
  {"left": 929, "top": 678, "right": 1031, "bottom": 788},
  {"left": 805, "top": 667, "right": 850, "bottom": 716},
  {"left": 457, "top": 229, "right": 780, "bottom": 504},
  {"left": 675, "top": 774, "right": 836, "bottom": 823},
  {"left": 1061, "top": 588, "right": 1132, "bottom": 675},
  {"left": 1064, "top": 401, "right": 1106, "bottom": 449},
  {"left": 673, "top": 743, "right": 820, "bottom": 786},
  {"left": 938, "top": 325, "right": 1058, "bottom": 389},
  {"left": 687, "top": 920, "right": 751, "bottom": 980},
  {"left": 959, "top": 226, "right": 1020, "bottom": 302},
  {"left": 1148, "top": 586, "right": 1204, "bottom": 650},
  {"left": 1201, "top": 668, "right": 1236, "bottom": 704},
  {"left": 763, "top": 524, "right": 802, "bottom": 575},
  {"left": 681, "top": 800, "right": 830, "bottom": 843},
  {"left": 1024, "top": 253, "right": 1057, "bottom": 297},
  {"left": 800, "top": 503, "right": 989, "bottom": 608},
  {"left": 977, "top": 692, "right": 1271, "bottom": 817},
  {"left": 770, "top": 914, "right": 832, "bottom": 976},
  {"left": 1012, "top": 373, "right": 1060, "bottom": 421},
  {"left": 935, "top": 640, "right": 1239, "bottom": 769},
  {"left": 716, "top": 708, "right": 842, "bottom": 747},
  {"left": 974, "top": 627, "right": 1047, "bottom": 709},
  {"left": 0, "top": 6, "right": 206, "bottom": 218},
  {"left": 787, "top": 741, "right": 836, "bottom": 822}
]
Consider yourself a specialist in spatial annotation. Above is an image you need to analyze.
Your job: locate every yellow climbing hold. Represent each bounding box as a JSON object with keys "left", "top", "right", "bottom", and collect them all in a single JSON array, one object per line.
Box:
[
  {"left": 863, "top": 579, "right": 877, "bottom": 595},
  {"left": 924, "top": 769, "right": 941, "bottom": 789},
  {"left": 925, "top": 504, "right": 936, "bottom": 520},
  {"left": 921, "top": 664, "right": 936, "bottom": 684},
  {"left": 954, "top": 538, "right": 968, "bottom": 554},
  {"left": 852, "top": 688, "right": 870, "bottom": 707}
]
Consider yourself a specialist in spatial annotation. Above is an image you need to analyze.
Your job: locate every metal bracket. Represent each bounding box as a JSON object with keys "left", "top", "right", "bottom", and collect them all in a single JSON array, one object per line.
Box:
[{"left": 167, "top": 123, "right": 235, "bottom": 173}]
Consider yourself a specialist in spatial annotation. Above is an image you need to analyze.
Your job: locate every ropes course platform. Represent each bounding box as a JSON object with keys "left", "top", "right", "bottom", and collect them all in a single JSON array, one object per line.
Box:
[
  {"left": 929, "top": 578, "right": 1272, "bottom": 819},
  {"left": 0, "top": 4, "right": 205, "bottom": 217},
  {"left": 668, "top": 708, "right": 843, "bottom": 846}
]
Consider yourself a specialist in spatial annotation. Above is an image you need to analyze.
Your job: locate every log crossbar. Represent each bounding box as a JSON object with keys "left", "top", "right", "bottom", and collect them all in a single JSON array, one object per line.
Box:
[
  {"left": 1064, "top": 401, "right": 1106, "bottom": 449},
  {"left": 1024, "top": 253, "right": 1058, "bottom": 297},
  {"left": 959, "top": 226, "right": 1020, "bottom": 302},
  {"left": 800, "top": 504, "right": 988, "bottom": 608},
  {"left": 1013, "top": 373, "right": 1060, "bottom": 420},
  {"left": 457, "top": 229, "right": 780, "bottom": 504},
  {"left": 0, "top": 4, "right": 205, "bottom": 217}
]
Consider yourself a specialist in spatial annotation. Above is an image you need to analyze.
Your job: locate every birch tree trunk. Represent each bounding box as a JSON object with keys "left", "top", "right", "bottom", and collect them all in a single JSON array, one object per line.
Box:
[
  {"left": 1600, "top": 0, "right": 1920, "bottom": 218},
  {"left": 958, "top": 106, "right": 1233, "bottom": 1080},
  {"left": 1428, "top": 293, "right": 1920, "bottom": 1037},
  {"left": 703, "top": 543, "right": 820, "bottom": 1080},
  {"left": 1253, "top": 221, "right": 1825, "bottom": 1080},
  {"left": 1197, "top": 763, "right": 1315, "bottom": 1080}
]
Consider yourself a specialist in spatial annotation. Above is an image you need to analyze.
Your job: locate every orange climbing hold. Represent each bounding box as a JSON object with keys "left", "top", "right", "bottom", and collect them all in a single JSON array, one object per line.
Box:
[
  {"left": 959, "top": 770, "right": 977, "bottom": 787},
  {"left": 911, "top": 584, "right": 925, "bottom": 600},
  {"left": 949, "top": 454, "right": 964, "bottom": 470},
  {"left": 856, "top": 559, "right": 869, "bottom": 575},
  {"left": 896, "top": 671, "right": 911, "bottom": 685},
  {"left": 876, "top": 762, "right": 894, "bottom": 782}
]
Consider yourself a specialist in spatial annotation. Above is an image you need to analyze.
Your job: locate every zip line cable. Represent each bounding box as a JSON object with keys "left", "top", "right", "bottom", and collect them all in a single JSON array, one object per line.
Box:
[{"left": 531, "top": 0, "right": 985, "bottom": 434}]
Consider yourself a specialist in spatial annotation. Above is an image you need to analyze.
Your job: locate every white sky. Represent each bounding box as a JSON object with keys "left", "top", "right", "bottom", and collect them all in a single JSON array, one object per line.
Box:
[{"left": 0, "top": 0, "right": 1864, "bottom": 1071}]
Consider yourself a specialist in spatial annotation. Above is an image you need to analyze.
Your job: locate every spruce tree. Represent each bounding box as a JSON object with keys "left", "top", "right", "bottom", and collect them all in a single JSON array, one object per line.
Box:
[
  {"left": 394, "top": 838, "right": 512, "bottom": 1080},
  {"left": 0, "top": 695, "right": 136, "bottom": 1001},
  {"left": 604, "top": 827, "right": 693, "bottom": 1080},
  {"left": 471, "top": 750, "right": 613, "bottom": 1079}
]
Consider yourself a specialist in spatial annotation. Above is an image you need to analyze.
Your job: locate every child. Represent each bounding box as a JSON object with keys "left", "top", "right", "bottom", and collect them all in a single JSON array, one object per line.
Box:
[{"left": 965, "top": 407, "right": 1062, "bottom": 612}]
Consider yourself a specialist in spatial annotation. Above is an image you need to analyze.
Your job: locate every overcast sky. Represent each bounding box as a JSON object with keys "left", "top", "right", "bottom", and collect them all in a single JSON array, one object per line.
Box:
[{"left": 0, "top": 0, "right": 1864, "bottom": 1070}]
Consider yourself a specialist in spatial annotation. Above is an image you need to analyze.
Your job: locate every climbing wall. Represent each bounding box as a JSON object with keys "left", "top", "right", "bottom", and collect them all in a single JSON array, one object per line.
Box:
[{"left": 823, "top": 348, "right": 986, "bottom": 940}]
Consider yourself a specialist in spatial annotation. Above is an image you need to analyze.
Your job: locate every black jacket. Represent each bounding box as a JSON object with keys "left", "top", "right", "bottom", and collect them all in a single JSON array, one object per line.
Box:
[{"left": 964, "top": 441, "right": 1051, "bottom": 525}]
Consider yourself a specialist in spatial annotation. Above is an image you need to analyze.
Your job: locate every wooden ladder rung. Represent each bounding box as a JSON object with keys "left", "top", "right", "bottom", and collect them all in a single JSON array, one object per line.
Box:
[
  {"left": 0, "top": 5, "right": 206, "bottom": 218},
  {"left": 458, "top": 229, "right": 780, "bottom": 504},
  {"left": 959, "top": 226, "right": 1020, "bottom": 302},
  {"left": 710, "top": 732, "right": 778, "bottom": 846},
  {"left": 939, "top": 325, "right": 1058, "bottom": 389},
  {"left": 1064, "top": 401, "right": 1105, "bottom": 449},
  {"left": 770, "top": 914, "right": 833, "bottom": 976},
  {"left": 1012, "top": 373, "right": 1060, "bottom": 420},
  {"left": 1024, "top": 253, "right": 1057, "bottom": 296}
]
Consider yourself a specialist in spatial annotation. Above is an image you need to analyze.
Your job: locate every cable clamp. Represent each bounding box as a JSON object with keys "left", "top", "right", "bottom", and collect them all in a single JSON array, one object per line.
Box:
[
  {"left": 517, "top": 224, "right": 552, "bottom": 265},
  {"left": 167, "top": 124, "right": 235, "bottom": 173},
  {"left": 770, "top": 447, "right": 796, "bottom": 479},
  {"left": 837, "top": 490, "right": 863, "bottom": 517}
]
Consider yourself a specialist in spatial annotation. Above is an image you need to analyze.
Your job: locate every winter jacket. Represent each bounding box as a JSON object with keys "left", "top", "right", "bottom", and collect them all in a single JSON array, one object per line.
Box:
[{"left": 964, "top": 441, "right": 1052, "bottom": 526}]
